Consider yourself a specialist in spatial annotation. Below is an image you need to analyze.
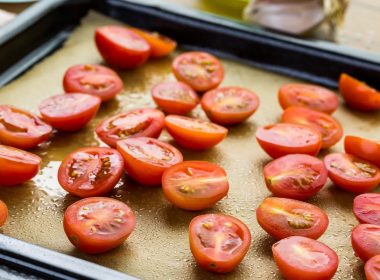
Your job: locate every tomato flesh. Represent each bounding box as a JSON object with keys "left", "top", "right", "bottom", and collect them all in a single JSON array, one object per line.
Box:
[
  {"left": 117, "top": 137, "right": 183, "bottom": 186},
  {"left": 172, "top": 52, "right": 224, "bottom": 92},
  {"left": 0, "top": 200, "right": 7, "bottom": 227},
  {"left": 151, "top": 81, "right": 199, "bottom": 115},
  {"left": 189, "top": 214, "right": 251, "bottom": 273},
  {"left": 354, "top": 193, "right": 380, "bottom": 225},
  {"left": 324, "top": 153, "right": 380, "bottom": 193},
  {"left": 58, "top": 147, "right": 124, "bottom": 198},
  {"left": 365, "top": 255, "right": 380, "bottom": 280},
  {"left": 351, "top": 224, "right": 380, "bottom": 261},
  {"left": 162, "top": 161, "right": 229, "bottom": 210},
  {"left": 345, "top": 135, "right": 380, "bottom": 167},
  {"left": 272, "top": 236, "right": 339, "bottom": 280},
  {"left": 63, "top": 197, "right": 136, "bottom": 254},
  {"left": 96, "top": 108, "right": 165, "bottom": 148},
  {"left": 256, "top": 123, "right": 322, "bottom": 159},
  {"left": 165, "top": 115, "right": 227, "bottom": 150},
  {"left": 264, "top": 154, "right": 327, "bottom": 200},
  {"left": 201, "top": 86, "right": 260, "bottom": 125}
]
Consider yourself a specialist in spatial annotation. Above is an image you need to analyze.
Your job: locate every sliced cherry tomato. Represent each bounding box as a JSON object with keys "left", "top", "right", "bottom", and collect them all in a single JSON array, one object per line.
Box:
[
  {"left": 281, "top": 107, "right": 343, "bottom": 149},
  {"left": 339, "top": 73, "right": 380, "bottom": 111},
  {"left": 63, "top": 197, "right": 136, "bottom": 254},
  {"left": 353, "top": 193, "right": 380, "bottom": 225},
  {"left": 165, "top": 115, "right": 227, "bottom": 150},
  {"left": 255, "top": 123, "right": 322, "bottom": 159},
  {"left": 272, "top": 236, "right": 339, "bottom": 280},
  {"left": 172, "top": 52, "right": 224, "bottom": 92},
  {"left": 63, "top": 64, "right": 123, "bottom": 102},
  {"left": 201, "top": 86, "right": 260, "bottom": 125},
  {"left": 345, "top": 135, "right": 380, "bottom": 167},
  {"left": 151, "top": 81, "right": 199, "bottom": 115},
  {"left": 189, "top": 214, "right": 251, "bottom": 273},
  {"left": 264, "top": 154, "right": 327, "bottom": 200},
  {"left": 162, "top": 161, "right": 229, "bottom": 210},
  {"left": 351, "top": 224, "right": 380, "bottom": 261},
  {"left": 96, "top": 108, "right": 165, "bottom": 148},
  {"left": 256, "top": 197, "right": 329, "bottom": 240},
  {"left": 39, "top": 94, "right": 101, "bottom": 132},
  {"left": 278, "top": 83, "right": 339, "bottom": 114},
  {"left": 117, "top": 137, "right": 183, "bottom": 186},
  {"left": 128, "top": 27, "right": 176, "bottom": 58},
  {"left": 0, "top": 200, "right": 8, "bottom": 226},
  {"left": 95, "top": 26, "right": 151, "bottom": 69},
  {"left": 365, "top": 255, "right": 380, "bottom": 280},
  {"left": 0, "top": 105, "right": 52, "bottom": 150},
  {"left": 0, "top": 145, "right": 41, "bottom": 186},
  {"left": 324, "top": 153, "right": 380, "bottom": 193},
  {"left": 58, "top": 147, "right": 124, "bottom": 198}
]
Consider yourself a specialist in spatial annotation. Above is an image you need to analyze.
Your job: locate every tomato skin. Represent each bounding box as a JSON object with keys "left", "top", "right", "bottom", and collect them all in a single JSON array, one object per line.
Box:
[
  {"left": 365, "top": 255, "right": 380, "bottom": 280},
  {"left": 264, "top": 154, "right": 327, "bottom": 200},
  {"left": 96, "top": 108, "right": 165, "bottom": 148},
  {"left": 351, "top": 224, "right": 380, "bottom": 261},
  {"left": 151, "top": 81, "right": 199, "bottom": 115},
  {"left": 63, "top": 197, "right": 136, "bottom": 254},
  {"left": 116, "top": 137, "right": 183, "bottom": 186},
  {"left": 281, "top": 107, "right": 343, "bottom": 149},
  {"left": 324, "top": 153, "right": 380, "bottom": 193},
  {"left": 278, "top": 83, "right": 339, "bottom": 114},
  {"left": 353, "top": 193, "right": 380, "bottom": 225},
  {"left": 339, "top": 73, "right": 380, "bottom": 111},
  {"left": 165, "top": 115, "right": 227, "bottom": 150},
  {"left": 256, "top": 197, "right": 329, "bottom": 240},
  {"left": 255, "top": 123, "right": 322, "bottom": 159},
  {"left": 201, "top": 86, "right": 260, "bottom": 125},
  {"left": 0, "top": 105, "right": 52, "bottom": 150},
  {"left": 344, "top": 135, "right": 380, "bottom": 167},
  {"left": 0, "top": 145, "right": 41, "bottom": 186},
  {"left": 272, "top": 236, "right": 339, "bottom": 280},
  {"left": 128, "top": 27, "right": 177, "bottom": 58},
  {"left": 0, "top": 200, "right": 7, "bottom": 226},
  {"left": 58, "top": 147, "right": 124, "bottom": 198},
  {"left": 39, "top": 94, "right": 101, "bottom": 131},
  {"left": 172, "top": 52, "right": 224, "bottom": 92},
  {"left": 162, "top": 161, "right": 229, "bottom": 210},
  {"left": 189, "top": 214, "right": 251, "bottom": 273},
  {"left": 63, "top": 64, "right": 123, "bottom": 102},
  {"left": 95, "top": 26, "right": 151, "bottom": 69}
]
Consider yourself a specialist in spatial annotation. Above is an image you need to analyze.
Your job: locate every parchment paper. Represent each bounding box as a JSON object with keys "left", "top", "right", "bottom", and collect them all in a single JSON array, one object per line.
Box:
[{"left": 1, "top": 11, "right": 378, "bottom": 280}]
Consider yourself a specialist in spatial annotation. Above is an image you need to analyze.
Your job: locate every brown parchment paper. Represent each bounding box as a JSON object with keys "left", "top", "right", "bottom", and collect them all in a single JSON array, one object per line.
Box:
[{"left": 0, "top": 11, "right": 379, "bottom": 280}]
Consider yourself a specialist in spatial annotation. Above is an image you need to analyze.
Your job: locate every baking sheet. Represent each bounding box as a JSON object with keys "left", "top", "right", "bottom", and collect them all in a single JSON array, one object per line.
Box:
[{"left": 0, "top": 10, "right": 378, "bottom": 280}]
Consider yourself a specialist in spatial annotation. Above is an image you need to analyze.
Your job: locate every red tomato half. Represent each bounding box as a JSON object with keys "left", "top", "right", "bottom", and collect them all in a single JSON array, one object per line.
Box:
[
  {"left": 0, "top": 105, "right": 52, "bottom": 150},
  {"left": 365, "top": 255, "right": 380, "bottom": 280},
  {"left": 324, "top": 153, "right": 380, "bottom": 193},
  {"left": 255, "top": 123, "right": 322, "bottom": 159},
  {"left": 201, "top": 86, "right": 260, "bottom": 125},
  {"left": 278, "top": 83, "right": 339, "bottom": 114},
  {"left": 264, "top": 154, "right": 327, "bottom": 200},
  {"left": 172, "top": 52, "right": 224, "bottom": 92},
  {"left": 351, "top": 224, "right": 380, "bottom": 261},
  {"left": 272, "top": 236, "right": 339, "bottom": 280},
  {"left": 39, "top": 94, "right": 101, "bottom": 131},
  {"left": 117, "top": 137, "right": 183, "bottom": 186},
  {"left": 0, "top": 145, "right": 41, "bottom": 186},
  {"left": 353, "top": 193, "right": 380, "bottom": 225},
  {"left": 63, "top": 197, "right": 136, "bottom": 254},
  {"left": 189, "top": 214, "right": 251, "bottom": 273},
  {"left": 96, "top": 108, "right": 165, "bottom": 148},
  {"left": 162, "top": 161, "right": 229, "bottom": 210},
  {"left": 58, "top": 147, "right": 124, "bottom": 198},
  {"left": 151, "top": 81, "right": 199, "bottom": 115},
  {"left": 345, "top": 135, "right": 380, "bottom": 167},
  {"left": 256, "top": 197, "right": 329, "bottom": 240},
  {"left": 281, "top": 107, "right": 343, "bottom": 149},
  {"left": 95, "top": 26, "right": 151, "bottom": 69},
  {"left": 339, "top": 73, "right": 380, "bottom": 111},
  {"left": 0, "top": 200, "right": 7, "bottom": 226},
  {"left": 165, "top": 115, "right": 227, "bottom": 150},
  {"left": 63, "top": 64, "right": 123, "bottom": 102}
]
